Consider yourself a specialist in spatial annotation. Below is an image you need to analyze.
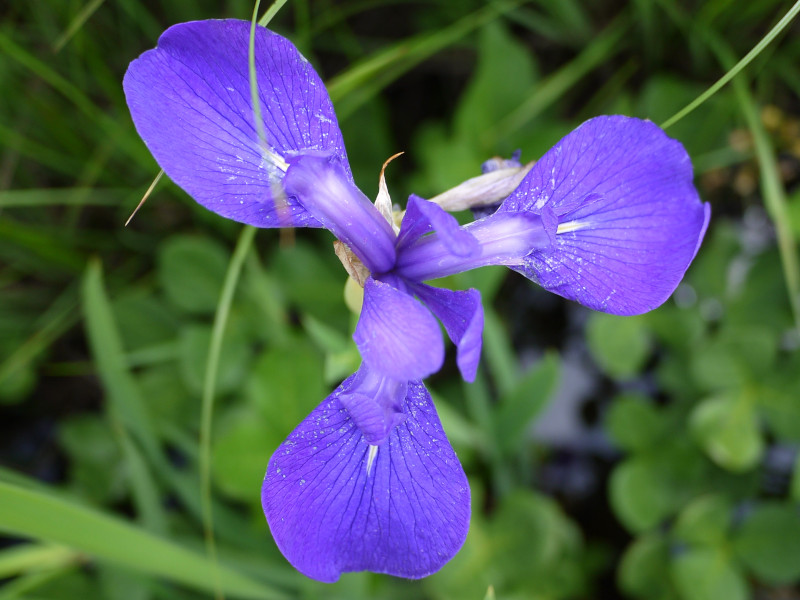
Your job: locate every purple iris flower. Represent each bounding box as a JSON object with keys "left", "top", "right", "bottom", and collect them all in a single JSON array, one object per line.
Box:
[{"left": 124, "top": 19, "right": 710, "bottom": 582}]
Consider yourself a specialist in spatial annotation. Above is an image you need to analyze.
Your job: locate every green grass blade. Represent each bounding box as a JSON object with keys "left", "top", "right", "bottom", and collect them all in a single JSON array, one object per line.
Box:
[
  {"left": 0, "top": 544, "right": 77, "bottom": 579},
  {"left": 733, "top": 78, "right": 800, "bottom": 329},
  {"left": 0, "top": 283, "right": 79, "bottom": 389},
  {"left": 53, "top": 0, "right": 107, "bottom": 52},
  {"left": 491, "top": 13, "right": 629, "bottom": 143},
  {"left": 327, "top": 0, "right": 521, "bottom": 117},
  {"left": 661, "top": 0, "right": 800, "bottom": 129},
  {"left": 0, "top": 482, "right": 284, "bottom": 600},
  {"left": 0, "top": 188, "right": 131, "bottom": 208},
  {"left": 82, "top": 259, "right": 167, "bottom": 534},
  {"left": 199, "top": 225, "right": 257, "bottom": 600},
  {"left": 258, "top": 0, "right": 289, "bottom": 27}
]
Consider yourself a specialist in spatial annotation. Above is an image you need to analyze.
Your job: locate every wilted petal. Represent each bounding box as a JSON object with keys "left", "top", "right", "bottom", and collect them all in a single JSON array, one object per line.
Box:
[
  {"left": 413, "top": 285, "right": 484, "bottom": 382},
  {"left": 500, "top": 115, "right": 710, "bottom": 315},
  {"left": 123, "top": 20, "right": 350, "bottom": 228},
  {"left": 353, "top": 278, "right": 444, "bottom": 380},
  {"left": 262, "top": 375, "right": 470, "bottom": 582}
]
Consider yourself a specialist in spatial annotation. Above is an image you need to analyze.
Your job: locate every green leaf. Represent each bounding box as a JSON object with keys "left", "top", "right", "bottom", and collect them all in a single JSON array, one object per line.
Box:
[
  {"left": 618, "top": 534, "right": 677, "bottom": 600},
  {"left": 453, "top": 20, "right": 538, "bottom": 149},
  {"left": 690, "top": 392, "right": 763, "bottom": 472},
  {"left": 587, "top": 313, "right": 651, "bottom": 379},
  {"left": 672, "top": 495, "right": 732, "bottom": 547},
  {"left": 112, "top": 289, "right": 181, "bottom": 352},
  {"left": 792, "top": 453, "right": 800, "bottom": 501},
  {"left": 178, "top": 324, "right": 250, "bottom": 396},
  {"left": 605, "top": 393, "right": 664, "bottom": 452},
  {"left": 671, "top": 548, "right": 747, "bottom": 600},
  {"left": 82, "top": 259, "right": 166, "bottom": 533},
  {"left": 733, "top": 502, "right": 800, "bottom": 584},
  {"left": 0, "top": 543, "right": 77, "bottom": 579},
  {"left": 495, "top": 352, "right": 560, "bottom": 454},
  {"left": 610, "top": 458, "right": 676, "bottom": 532},
  {"left": 211, "top": 408, "right": 275, "bottom": 504},
  {"left": 0, "top": 482, "right": 283, "bottom": 599},
  {"left": 158, "top": 236, "right": 230, "bottom": 315},
  {"left": 58, "top": 415, "right": 125, "bottom": 505}
]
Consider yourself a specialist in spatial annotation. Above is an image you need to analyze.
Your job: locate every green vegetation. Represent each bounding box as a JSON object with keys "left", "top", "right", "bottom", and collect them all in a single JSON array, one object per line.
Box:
[{"left": 2, "top": 1, "right": 799, "bottom": 598}]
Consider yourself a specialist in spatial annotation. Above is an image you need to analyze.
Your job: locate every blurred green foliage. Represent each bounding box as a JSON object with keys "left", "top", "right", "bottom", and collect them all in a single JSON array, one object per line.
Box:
[{"left": 2, "top": 0, "right": 800, "bottom": 599}]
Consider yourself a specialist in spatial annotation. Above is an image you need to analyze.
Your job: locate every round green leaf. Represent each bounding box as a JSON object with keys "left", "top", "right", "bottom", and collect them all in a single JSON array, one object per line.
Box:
[
  {"left": 158, "top": 236, "right": 229, "bottom": 315},
  {"left": 610, "top": 458, "right": 675, "bottom": 533},
  {"left": 690, "top": 393, "right": 763, "bottom": 472},
  {"left": 178, "top": 324, "right": 250, "bottom": 396},
  {"left": 672, "top": 494, "right": 732, "bottom": 547},
  {"left": 671, "top": 548, "right": 747, "bottom": 600},
  {"left": 587, "top": 313, "right": 650, "bottom": 379},
  {"left": 618, "top": 534, "right": 677, "bottom": 600},
  {"left": 605, "top": 393, "right": 664, "bottom": 452},
  {"left": 211, "top": 408, "right": 274, "bottom": 504},
  {"left": 733, "top": 502, "right": 800, "bottom": 584}
]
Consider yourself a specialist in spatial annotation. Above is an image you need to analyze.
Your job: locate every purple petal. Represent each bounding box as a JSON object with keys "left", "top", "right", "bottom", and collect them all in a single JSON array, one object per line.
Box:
[
  {"left": 413, "top": 285, "right": 484, "bottom": 382},
  {"left": 262, "top": 375, "right": 470, "bottom": 582},
  {"left": 397, "top": 194, "right": 479, "bottom": 257},
  {"left": 500, "top": 115, "right": 710, "bottom": 315},
  {"left": 123, "top": 20, "right": 350, "bottom": 228},
  {"left": 353, "top": 278, "right": 444, "bottom": 381},
  {"left": 395, "top": 210, "right": 550, "bottom": 282},
  {"left": 282, "top": 153, "right": 396, "bottom": 273},
  {"left": 337, "top": 365, "right": 408, "bottom": 445}
]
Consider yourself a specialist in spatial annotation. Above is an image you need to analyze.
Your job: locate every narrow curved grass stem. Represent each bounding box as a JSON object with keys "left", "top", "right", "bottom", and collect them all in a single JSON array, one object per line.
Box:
[
  {"left": 199, "top": 225, "right": 257, "bottom": 600},
  {"left": 661, "top": 0, "right": 800, "bottom": 129}
]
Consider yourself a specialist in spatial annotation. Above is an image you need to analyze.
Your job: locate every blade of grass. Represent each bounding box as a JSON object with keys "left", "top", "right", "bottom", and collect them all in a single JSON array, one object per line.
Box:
[
  {"left": 0, "top": 283, "right": 79, "bottom": 390},
  {"left": 199, "top": 225, "right": 257, "bottom": 600},
  {"left": 657, "top": 0, "right": 800, "bottom": 330},
  {"left": 0, "top": 31, "right": 146, "bottom": 164},
  {"left": 125, "top": 169, "right": 164, "bottom": 226},
  {"left": 0, "top": 544, "right": 78, "bottom": 579},
  {"left": 0, "top": 188, "right": 131, "bottom": 208},
  {"left": 258, "top": 0, "right": 289, "bottom": 27},
  {"left": 0, "top": 482, "right": 285, "bottom": 600},
  {"left": 482, "top": 306, "right": 519, "bottom": 397},
  {"left": 53, "top": 0, "right": 107, "bottom": 53},
  {"left": 731, "top": 68, "right": 800, "bottom": 329},
  {"left": 82, "top": 260, "right": 167, "bottom": 534},
  {"left": 327, "top": 0, "right": 521, "bottom": 117},
  {"left": 0, "top": 567, "right": 75, "bottom": 600},
  {"left": 661, "top": 0, "right": 800, "bottom": 129},
  {"left": 490, "top": 12, "right": 629, "bottom": 144}
]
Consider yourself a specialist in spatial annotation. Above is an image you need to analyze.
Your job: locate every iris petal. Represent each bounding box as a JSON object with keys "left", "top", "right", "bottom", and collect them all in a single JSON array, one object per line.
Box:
[
  {"left": 413, "top": 285, "right": 484, "bottom": 382},
  {"left": 501, "top": 115, "right": 710, "bottom": 315},
  {"left": 262, "top": 375, "right": 470, "bottom": 582},
  {"left": 123, "top": 20, "right": 350, "bottom": 228},
  {"left": 353, "top": 278, "right": 444, "bottom": 381},
  {"left": 397, "top": 194, "right": 479, "bottom": 257}
]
